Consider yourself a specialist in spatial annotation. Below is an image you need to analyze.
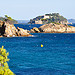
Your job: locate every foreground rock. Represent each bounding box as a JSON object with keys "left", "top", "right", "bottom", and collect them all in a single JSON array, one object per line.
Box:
[
  {"left": 17, "top": 27, "right": 32, "bottom": 36},
  {"left": 30, "top": 23, "right": 75, "bottom": 33},
  {"left": 0, "top": 20, "right": 32, "bottom": 37}
]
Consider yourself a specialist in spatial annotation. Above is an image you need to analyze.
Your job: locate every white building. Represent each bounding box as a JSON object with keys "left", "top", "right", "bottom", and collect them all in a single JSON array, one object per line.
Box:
[
  {"left": 43, "top": 15, "right": 49, "bottom": 19},
  {"left": 35, "top": 20, "right": 43, "bottom": 24}
]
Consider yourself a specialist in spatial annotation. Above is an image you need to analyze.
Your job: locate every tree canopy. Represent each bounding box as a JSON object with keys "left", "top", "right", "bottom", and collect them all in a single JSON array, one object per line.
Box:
[{"left": 0, "top": 46, "right": 14, "bottom": 75}]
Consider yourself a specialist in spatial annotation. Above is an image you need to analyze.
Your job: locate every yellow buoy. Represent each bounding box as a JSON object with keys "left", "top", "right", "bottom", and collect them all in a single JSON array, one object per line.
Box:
[{"left": 41, "top": 44, "right": 43, "bottom": 47}]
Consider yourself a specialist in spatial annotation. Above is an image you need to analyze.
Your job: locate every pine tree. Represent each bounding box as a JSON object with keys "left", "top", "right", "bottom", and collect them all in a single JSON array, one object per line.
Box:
[{"left": 0, "top": 46, "right": 15, "bottom": 75}]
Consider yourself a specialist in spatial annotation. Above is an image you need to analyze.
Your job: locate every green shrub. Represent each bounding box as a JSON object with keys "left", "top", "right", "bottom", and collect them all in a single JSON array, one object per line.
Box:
[
  {"left": 51, "top": 22, "right": 60, "bottom": 25},
  {"left": 0, "top": 46, "right": 15, "bottom": 75},
  {"left": 68, "top": 25, "right": 71, "bottom": 27},
  {"left": 41, "top": 19, "right": 47, "bottom": 21}
]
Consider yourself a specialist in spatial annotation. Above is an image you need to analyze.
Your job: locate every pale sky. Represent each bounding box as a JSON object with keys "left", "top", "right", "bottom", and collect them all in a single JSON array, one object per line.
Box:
[{"left": 0, "top": 0, "right": 75, "bottom": 20}]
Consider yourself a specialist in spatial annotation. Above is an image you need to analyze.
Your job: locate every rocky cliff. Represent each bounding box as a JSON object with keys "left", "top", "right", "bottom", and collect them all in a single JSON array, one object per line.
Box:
[
  {"left": 0, "top": 20, "right": 32, "bottom": 37},
  {"left": 30, "top": 23, "right": 75, "bottom": 33},
  {"left": 0, "top": 17, "right": 18, "bottom": 24}
]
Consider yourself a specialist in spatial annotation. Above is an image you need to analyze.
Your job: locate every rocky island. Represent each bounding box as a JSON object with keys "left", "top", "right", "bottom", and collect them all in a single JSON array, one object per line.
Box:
[
  {"left": 28, "top": 13, "right": 68, "bottom": 24},
  {"left": 30, "top": 23, "right": 75, "bottom": 33}
]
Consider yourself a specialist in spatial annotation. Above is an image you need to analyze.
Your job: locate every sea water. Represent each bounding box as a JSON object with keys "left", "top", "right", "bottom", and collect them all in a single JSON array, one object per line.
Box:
[{"left": 0, "top": 24, "right": 75, "bottom": 75}]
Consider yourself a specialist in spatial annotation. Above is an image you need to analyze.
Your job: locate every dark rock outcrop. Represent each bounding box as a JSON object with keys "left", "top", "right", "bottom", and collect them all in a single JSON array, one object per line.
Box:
[
  {"left": 30, "top": 27, "right": 40, "bottom": 33},
  {"left": 0, "top": 20, "right": 5, "bottom": 35}
]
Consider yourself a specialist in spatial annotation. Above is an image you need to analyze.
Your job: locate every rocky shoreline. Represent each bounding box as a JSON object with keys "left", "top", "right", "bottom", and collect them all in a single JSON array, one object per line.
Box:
[
  {"left": 30, "top": 23, "right": 75, "bottom": 33},
  {"left": 1, "top": 20, "right": 75, "bottom": 38},
  {"left": 0, "top": 20, "right": 32, "bottom": 37}
]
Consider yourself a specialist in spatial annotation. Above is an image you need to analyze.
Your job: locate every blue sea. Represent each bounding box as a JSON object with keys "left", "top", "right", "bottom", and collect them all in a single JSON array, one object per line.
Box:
[{"left": 0, "top": 24, "right": 75, "bottom": 75}]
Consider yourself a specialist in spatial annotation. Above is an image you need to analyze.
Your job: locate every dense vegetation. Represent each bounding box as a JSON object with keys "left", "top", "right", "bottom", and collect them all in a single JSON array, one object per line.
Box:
[
  {"left": 0, "top": 46, "right": 14, "bottom": 75},
  {"left": 29, "top": 13, "right": 68, "bottom": 24},
  {"left": 0, "top": 15, "right": 18, "bottom": 24}
]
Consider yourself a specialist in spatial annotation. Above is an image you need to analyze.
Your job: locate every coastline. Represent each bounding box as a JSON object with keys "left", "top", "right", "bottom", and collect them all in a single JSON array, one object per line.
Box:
[{"left": 30, "top": 23, "right": 75, "bottom": 33}]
